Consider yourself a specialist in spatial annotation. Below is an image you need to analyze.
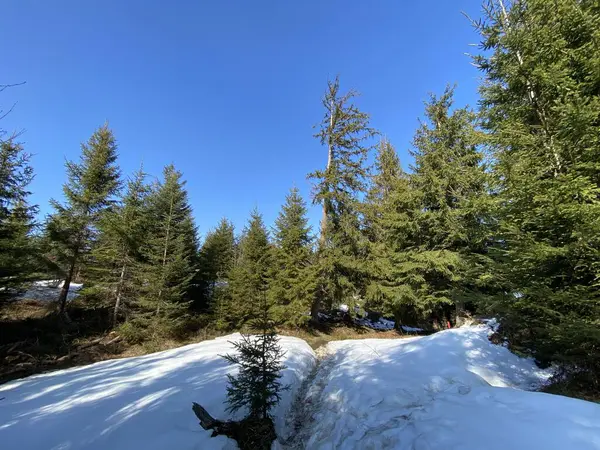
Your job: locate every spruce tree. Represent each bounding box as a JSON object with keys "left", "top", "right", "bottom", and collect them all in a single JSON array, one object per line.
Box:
[
  {"left": 475, "top": 0, "right": 600, "bottom": 371},
  {"left": 0, "top": 140, "right": 37, "bottom": 291},
  {"left": 223, "top": 294, "right": 287, "bottom": 420},
  {"left": 363, "top": 139, "right": 405, "bottom": 314},
  {"left": 225, "top": 210, "right": 271, "bottom": 327},
  {"left": 308, "top": 76, "right": 377, "bottom": 320},
  {"left": 138, "top": 164, "right": 198, "bottom": 323},
  {"left": 84, "top": 168, "right": 150, "bottom": 325},
  {"left": 407, "top": 87, "right": 489, "bottom": 325},
  {"left": 366, "top": 89, "right": 489, "bottom": 327},
  {"left": 46, "top": 124, "right": 121, "bottom": 316},
  {"left": 269, "top": 187, "right": 316, "bottom": 325},
  {"left": 197, "top": 218, "right": 236, "bottom": 310}
]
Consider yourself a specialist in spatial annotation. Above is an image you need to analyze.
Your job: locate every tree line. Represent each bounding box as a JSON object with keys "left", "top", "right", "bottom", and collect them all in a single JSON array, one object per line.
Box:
[{"left": 1, "top": 0, "right": 598, "bottom": 382}]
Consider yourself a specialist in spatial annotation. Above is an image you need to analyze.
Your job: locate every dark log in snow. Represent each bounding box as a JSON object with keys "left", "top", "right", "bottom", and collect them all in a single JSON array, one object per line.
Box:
[{"left": 192, "top": 402, "right": 217, "bottom": 430}]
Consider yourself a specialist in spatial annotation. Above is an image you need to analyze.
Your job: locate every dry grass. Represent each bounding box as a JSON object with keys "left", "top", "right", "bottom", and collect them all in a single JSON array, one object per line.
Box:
[
  {"left": 279, "top": 323, "right": 417, "bottom": 349},
  {"left": 0, "top": 299, "right": 420, "bottom": 385},
  {"left": 0, "top": 298, "right": 55, "bottom": 321}
]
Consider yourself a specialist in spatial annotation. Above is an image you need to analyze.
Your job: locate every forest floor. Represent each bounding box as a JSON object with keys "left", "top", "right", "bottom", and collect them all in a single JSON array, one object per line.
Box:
[{"left": 0, "top": 297, "right": 412, "bottom": 386}]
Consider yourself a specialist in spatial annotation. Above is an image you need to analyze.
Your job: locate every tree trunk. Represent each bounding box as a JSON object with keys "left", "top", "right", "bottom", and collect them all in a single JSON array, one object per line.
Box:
[
  {"left": 319, "top": 104, "right": 334, "bottom": 249},
  {"left": 310, "top": 297, "right": 320, "bottom": 324},
  {"left": 496, "top": 0, "right": 561, "bottom": 176},
  {"left": 58, "top": 252, "right": 78, "bottom": 318},
  {"left": 113, "top": 262, "right": 127, "bottom": 326},
  {"left": 157, "top": 196, "right": 174, "bottom": 315}
]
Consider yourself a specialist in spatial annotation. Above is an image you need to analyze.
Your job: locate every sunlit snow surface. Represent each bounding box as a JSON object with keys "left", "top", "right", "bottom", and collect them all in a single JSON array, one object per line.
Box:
[
  {"left": 301, "top": 325, "right": 600, "bottom": 450},
  {"left": 1, "top": 326, "right": 599, "bottom": 450},
  {"left": 0, "top": 334, "right": 316, "bottom": 450}
]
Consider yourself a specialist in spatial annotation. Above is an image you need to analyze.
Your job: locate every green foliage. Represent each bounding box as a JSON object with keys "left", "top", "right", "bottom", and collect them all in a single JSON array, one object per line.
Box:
[
  {"left": 222, "top": 210, "right": 271, "bottom": 327},
  {"left": 365, "top": 89, "right": 489, "bottom": 326},
  {"left": 84, "top": 168, "right": 151, "bottom": 324},
  {"left": 223, "top": 296, "right": 287, "bottom": 419},
  {"left": 268, "top": 187, "right": 316, "bottom": 325},
  {"left": 137, "top": 164, "right": 198, "bottom": 322},
  {"left": 309, "top": 76, "right": 377, "bottom": 316},
  {"left": 0, "top": 140, "right": 38, "bottom": 291},
  {"left": 475, "top": 0, "right": 600, "bottom": 373},
  {"left": 3, "top": 0, "right": 598, "bottom": 401},
  {"left": 197, "top": 218, "right": 236, "bottom": 310},
  {"left": 45, "top": 124, "right": 121, "bottom": 313}
]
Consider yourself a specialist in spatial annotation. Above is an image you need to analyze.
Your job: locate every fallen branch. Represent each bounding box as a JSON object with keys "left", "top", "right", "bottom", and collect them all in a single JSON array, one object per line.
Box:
[{"left": 77, "top": 334, "right": 122, "bottom": 350}]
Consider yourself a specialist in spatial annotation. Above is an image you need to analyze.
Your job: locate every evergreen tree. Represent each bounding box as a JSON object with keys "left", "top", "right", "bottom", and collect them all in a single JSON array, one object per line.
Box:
[
  {"left": 46, "top": 124, "right": 121, "bottom": 316},
  {"left": 269, "top": 187, "right": 316, "bottom": 325},
  {"left": 224, "top": 210, "right": 271, "bottom": 327},
  {"left": 138, "top": 164, "right": 198, "bottom": 322},
  {"left": 407, "top": 87, "right": 489, "bottom": 325},
  {"left": 308, "top": 76, "right": 377, "bottom": 319},
  {"left": 366, "top": 89, "right": 488, "bottom": 327},
  {"left": 84, "top": 168, "right": 150, "bottom": 325},
  {"left": 0, "top": 140, "right": 37, "bottom": 291},
  {"left": 197, "top": 218, "right": 236, "bottom": 310},
  {"left": 363, "top": 139, "right": 405, "bottom": 314},
  {"left": 223, "top": 295, "right": 287, "bottom": 420},
  {"left": 475, "top": 0, "right": 600, "bottom": 372}
]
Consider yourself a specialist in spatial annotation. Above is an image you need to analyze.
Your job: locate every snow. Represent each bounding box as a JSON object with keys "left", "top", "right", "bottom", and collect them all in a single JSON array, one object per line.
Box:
[
  {"left": 355, "top": 316, "right": 423, "bottom": 333},
  {"left": 2, "top": 323, "right": 599, "bottom": 449},
  {"left": 0, "top": 334, "right": 316, "bottom": 450},
  {"left": 18, "top": 280, "right": 83, "bottom": 302},
  {"left": 301, "top": 324, "right": 600, "bottom": 450}
]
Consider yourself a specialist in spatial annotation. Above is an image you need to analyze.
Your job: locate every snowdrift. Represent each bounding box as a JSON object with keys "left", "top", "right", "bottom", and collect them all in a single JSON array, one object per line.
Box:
[
  {"left": 0, "top": 334, "right": 316, "bottom": 450},
  {"left": 304, "top": 325, "right": 600, "bottom": 450}
]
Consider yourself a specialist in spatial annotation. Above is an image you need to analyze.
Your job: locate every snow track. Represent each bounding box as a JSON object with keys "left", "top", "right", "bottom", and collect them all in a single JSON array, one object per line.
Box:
[
  {"left": 286, "top": 326, "right": 600, "bottom": 450},
  {"left": 278, "top": 346, "right": 335, "bottom": 449}
]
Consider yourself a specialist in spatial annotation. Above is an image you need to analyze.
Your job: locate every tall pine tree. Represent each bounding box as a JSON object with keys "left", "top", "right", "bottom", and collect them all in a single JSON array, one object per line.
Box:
[
  {"left": 0, "top": 140, "right": 37, "bottom": 291},
  {"left": 365, "top": 89, "right": 488, "bottom": 327},
  {"left": 269, "top": 187, "right": 316, "bottom": 325},
  {"left": 139, "top": 164, "right": 198, "bottom": 323},
  {"left": 84, "top": 168, "right": 150, "bottom": 325},
  {"left": 308, "top": 76, "right": 377, "bottom": 320},
  {"left": 363, "top": 139, "right": 406, "bottom": 315},
  {"left": 408, "top": 87, "right": 489, "bottom": 325},
  {"left": 46, "top": 124, "right": 121, "bottom": 316},
  {"left": 197, "top": 218, "right": 236, "bottom": 310},
  {"left": 223, "top": 210, "right": 271, "bottom": 327},
  {"left": 475, "top": 0, "right": 600, "bottom": 371}
]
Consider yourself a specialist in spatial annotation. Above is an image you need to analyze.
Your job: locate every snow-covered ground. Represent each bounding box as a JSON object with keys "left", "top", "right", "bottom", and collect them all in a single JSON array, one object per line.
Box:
[
  {"left": 17, "top": 280, "right": 83, "bottom": 302},
  {"left": 299, "top": 324, "right": 600, "bottom": 450},
  {"left": 0, "top": 334, "right": 316, "bottom": 450},
  {"left": 1, "top": 324, "right": 599, "bottom": 450}
]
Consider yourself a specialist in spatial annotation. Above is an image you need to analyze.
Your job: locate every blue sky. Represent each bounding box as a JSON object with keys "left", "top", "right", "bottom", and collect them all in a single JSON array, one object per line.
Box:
[{"left": 1, "top": 0, "right": 482, "bottom": 238}]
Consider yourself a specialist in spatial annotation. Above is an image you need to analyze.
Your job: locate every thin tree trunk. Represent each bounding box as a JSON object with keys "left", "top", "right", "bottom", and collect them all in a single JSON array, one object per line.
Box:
[
  {"left": 157, "top": 196, "right": 174, "bottom": 316},
  {"left": 314, "top": 103, "right": 335, "bottom": 324},
  {"left": 58, "top": 250, "right": 78, "bottom": 318},
  {"left": 310, "top": 296, "right": 321, "bottom": 324},
  {"left": 496, "top": 0, "right": 561, "bottom": 176},
  {"left": 319, "top": 103, "right": 334, "bottom": 248},
  {"left": 113, "top": 261, "right": 127, "bottom": 326}
]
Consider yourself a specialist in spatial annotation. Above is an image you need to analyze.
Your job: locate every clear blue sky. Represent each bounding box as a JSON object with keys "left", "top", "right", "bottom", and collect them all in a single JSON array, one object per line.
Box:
[{"left": 1, "top": 0, "right": 482, "bottom": 238}]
